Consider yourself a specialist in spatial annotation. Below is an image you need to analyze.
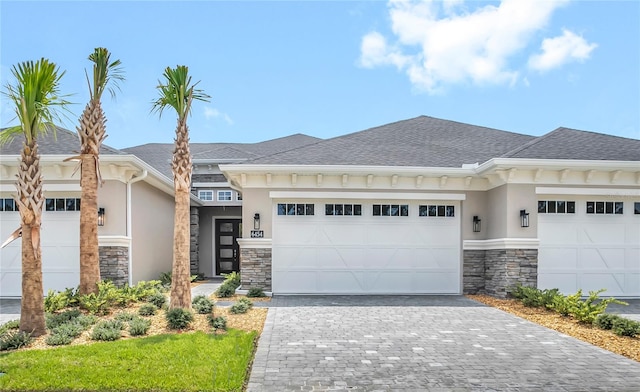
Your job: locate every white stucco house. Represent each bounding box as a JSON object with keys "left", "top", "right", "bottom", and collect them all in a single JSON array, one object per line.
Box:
[{"left": 1, "top": 116, "right": 638, "bottom": 298}]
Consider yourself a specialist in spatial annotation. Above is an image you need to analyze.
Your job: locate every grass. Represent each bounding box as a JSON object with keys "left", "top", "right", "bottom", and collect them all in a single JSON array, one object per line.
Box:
[{"left": 0, "top": 330, "right": 257, "bottom": 392}]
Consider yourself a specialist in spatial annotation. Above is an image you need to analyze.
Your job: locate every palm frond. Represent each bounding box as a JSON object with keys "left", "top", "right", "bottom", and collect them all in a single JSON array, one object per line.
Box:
[
  {"left": 87, "top": 47, "right": 125, "bottom": 100},
  {"left": 1, "top": 58, "right": 73, "bottom": 145},
  {"left": 151, "top": 65, "right": 210, "bottom": 120}
]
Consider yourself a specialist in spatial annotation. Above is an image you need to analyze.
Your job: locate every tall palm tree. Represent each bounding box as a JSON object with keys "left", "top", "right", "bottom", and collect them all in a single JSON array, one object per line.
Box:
[
  {"left": 0, "top": 59, "right": 70, "bottom": 336},
  {"left": 152, "top": 65, "right": 209, "bottom": 309},
  {"left": 74, "top": 47, "right": 124, "bottom": 295}
]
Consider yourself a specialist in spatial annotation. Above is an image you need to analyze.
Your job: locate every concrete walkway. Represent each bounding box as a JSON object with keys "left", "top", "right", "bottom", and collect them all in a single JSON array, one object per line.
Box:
[{"left": 248, "top": 296, "right": 640, "bottom": 391}]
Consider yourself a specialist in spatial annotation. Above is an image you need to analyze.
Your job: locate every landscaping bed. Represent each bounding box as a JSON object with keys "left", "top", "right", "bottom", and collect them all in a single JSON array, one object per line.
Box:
[{"left": 468, "top": 294, "right": 640, "bottom": 362}]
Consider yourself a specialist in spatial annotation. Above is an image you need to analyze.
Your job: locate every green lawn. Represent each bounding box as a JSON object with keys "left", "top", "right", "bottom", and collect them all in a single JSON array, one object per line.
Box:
[{"left": 0, "top": 330, "right": 257, "bottom": 392}]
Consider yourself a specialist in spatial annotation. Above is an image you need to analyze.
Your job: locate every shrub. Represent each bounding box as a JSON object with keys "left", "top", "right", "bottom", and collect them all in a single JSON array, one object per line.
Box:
[
  {"left": 166, "top": 308, "right": 194, "bottom": 330},
  {"left": 128, "top": 317, "right": 151, "bottom": 336},
  {"left": 79, "top": 292, "right": 110, "bottom": 315},
  {"left": 222, "top": 271, "right": 241, "bottom": 289},
  {"left": 548, "top": 291, "right": 581, "bottom": 316},
  {"left": 0, "top": 319, "right": 20, "bottom": 334},
  {"left": 75, "top": 314, "right": 98, "bottom": 329},
  {"left": 138, "top": 303, "right": 158, "bottom": 316},
  {"left": 192, "top": 295, "right": 215, "bottom": 314},
  {"left": 230, "top": 299, "right": 251, "bottom": 314},
  {"left": 510, "top": 285, "right": 560, "bottom": 308},
  {"left": 570, "top": 289, "right": 627, "bottom": 324},
  {"left": 0, "top": 330, "right": 32, "bottom": 351},
  {"left": 247, "top": 287, "right": 266, "bottom": 298},
  {"left": 90, "top": 320, "right": 124, "bottom": 341},
  {"left": 51, "top": 322, "right": 84, "bottom": 338},
  {"left": 594, "top": 313, "right": 622, "bottom": 330},
  {"left": 215, "top": 282, "right": 236, "bottom": 298},
  {"left": 208, "top": 315, "right": 227, "bottom": 331},
  {"left": 45, "top": 332, "right": 74, "bottom": 346},
  {"left": 44, "top": 287, "right": 79, "bottom": 312},
  {"left": 46, "top": 309, "right": 82, "bottom": 329},
  {"left": 612, "top": 318, "right": 640, "bottom": 337},
  {"left": 148, "top": 292, "right": 167, "bottom": 309},
  {"left": 159, "top": 271, "right": 173, "bottom": 287},
  {"left": 114, "top": 311, "right": 137, "bottom": 322}
]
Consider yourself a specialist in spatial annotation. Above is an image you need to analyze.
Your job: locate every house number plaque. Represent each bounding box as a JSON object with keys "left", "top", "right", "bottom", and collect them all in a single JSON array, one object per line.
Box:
[{"left": 250, "top": 230, "right": 264, "bottom": 238}]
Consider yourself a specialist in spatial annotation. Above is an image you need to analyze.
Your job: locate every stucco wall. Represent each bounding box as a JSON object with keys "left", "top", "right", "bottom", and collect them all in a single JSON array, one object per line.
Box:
[
  {"left": 97, "top": 180, "right": 127, "bottom": 236},
  {"left": 462, "top": 191, "right": 487, "bottom": 240},
  {"left": 198, "top": 206, "right": 242, "bottom": 277},
  {"left": 485, "top": 185, "right": 508, "bottom": 239},
  {"left": 505, "top": 184, "right": 538, "bottom": 238},
  {"left": 130, "top": 181, "right": 174, "bottom": 282},
  {"left": 241, "top": 188, "right": 273, "bottom": 238}
]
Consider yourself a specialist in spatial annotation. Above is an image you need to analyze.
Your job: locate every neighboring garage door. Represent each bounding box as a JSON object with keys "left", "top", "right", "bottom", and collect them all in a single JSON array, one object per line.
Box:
[
  {"left": 272, "top": 199, "right": 461, "bottom": 294},
  {"left": 538, "top": 198, "right": 640, "bottom": 297},
  {"left": 0, "top": 199, "right": 80, "bottom": 297}
]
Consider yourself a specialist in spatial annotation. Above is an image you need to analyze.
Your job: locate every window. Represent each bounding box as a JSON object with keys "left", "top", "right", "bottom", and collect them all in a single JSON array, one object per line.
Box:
[
  {"left": 0, "top": 198, "right": 17, "bottom": 212},
  {"left": 635, "top": 202, "right": 640, "bottom": 215},
  {"left": 325, "top": 204, "right": 362, "bottom": 216},
  {"left": 236, "top": 192, "right": 242, "bottom": 201},
  {"left": 217, "top": 190, "right": 232, "bottom": 201},
  {"left": 44, "top": 198, "right": 81, "bottom": 212},
  {"left": 586, "top": 201, "right": 623, "bottom": 215},
  {"left": 198, "top": 190, "right": 214, "bottom": 201},
  {"left": 277, "top": 203, "right": 314, "bottom": 216},
  {"left": 538, "top": 200, "right": 575, "bottom": 214},
  {"left": 372, "top": 204, "right": 408, "bottom": 217},
  {"left": 418, "top": 205, "right": 455, "bottom": 217}
]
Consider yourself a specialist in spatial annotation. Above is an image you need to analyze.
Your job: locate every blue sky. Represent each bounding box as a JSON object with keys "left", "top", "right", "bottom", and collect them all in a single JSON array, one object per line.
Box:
[{"left": 1, "top": 0, "right": 638, "bottom": 149}]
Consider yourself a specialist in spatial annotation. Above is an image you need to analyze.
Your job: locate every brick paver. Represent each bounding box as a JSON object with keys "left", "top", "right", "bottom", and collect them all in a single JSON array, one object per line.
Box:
[{"left": 247, "top": 295, "right": 640, "bottom": 391}]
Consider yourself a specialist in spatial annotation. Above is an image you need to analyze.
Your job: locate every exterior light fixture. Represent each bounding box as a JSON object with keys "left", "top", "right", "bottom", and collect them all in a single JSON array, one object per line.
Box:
[
  {"left": 472, "top": 215, "right": 481, "bottom": 233},
  {"left": 520, "top": 209, "right": 529, "bottom": 228},
  {"left": 253, "top": 213, "right": 260, "bottom": 230},
  {"left": 98, "top": 208, "right": 105, "bottom": 227}
]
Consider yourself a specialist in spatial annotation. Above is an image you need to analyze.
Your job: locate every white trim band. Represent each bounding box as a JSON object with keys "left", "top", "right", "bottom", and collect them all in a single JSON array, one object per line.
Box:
[
  {"left": 536, "top": 187, "right": 640, "bottom": 196},
  {"left": 269, "top": 191, "right": 466, "bottom": 201},
  {"left": 98, "top": 236, "right": 131, "bottom": 248},
  {"left": 463, "top": 238, "right": 540, "bottom": 250},
  {"left": 237, "top": 238, "right": 273, "bottom": 249}
]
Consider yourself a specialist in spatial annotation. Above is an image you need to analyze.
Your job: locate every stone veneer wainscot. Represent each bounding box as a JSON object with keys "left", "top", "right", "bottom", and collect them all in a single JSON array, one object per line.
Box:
[
  {"left": 237, "top": 238, "right": 272, "bottom": 291},
  {"left": 98, "top": 236, "right": 131, "bottom": 287}
]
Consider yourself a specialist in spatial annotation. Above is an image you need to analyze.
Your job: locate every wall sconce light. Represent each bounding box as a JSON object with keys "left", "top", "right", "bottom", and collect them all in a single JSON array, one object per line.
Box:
[
  {"left": 253, "top": 213, "right": 260, "bottom": 230},
  {"left": 98, "top": 208, "right": 105, "bottom": 227},
  {"left": 472, "top": 215, "right": 481, "bottom": 233},
  {"left": 520, "top": 209, "right": 529, "bottom": 228}
]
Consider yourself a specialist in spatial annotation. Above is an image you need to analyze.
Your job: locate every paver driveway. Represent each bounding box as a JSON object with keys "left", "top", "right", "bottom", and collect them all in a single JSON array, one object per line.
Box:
[{"left": 248, "top": 296, "right": 640, "bottom": 391}]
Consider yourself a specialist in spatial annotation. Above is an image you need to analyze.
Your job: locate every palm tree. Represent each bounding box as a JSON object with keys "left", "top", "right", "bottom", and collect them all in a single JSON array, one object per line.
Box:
[
  {"left": 74, "top": 47, "right": 124, "bottom": 295},
  {"left": 152, "top": 65, "right": 210, "bottom": 309},
  {"left": 0, "top": 59, "right": 71, "bottom": 336}
]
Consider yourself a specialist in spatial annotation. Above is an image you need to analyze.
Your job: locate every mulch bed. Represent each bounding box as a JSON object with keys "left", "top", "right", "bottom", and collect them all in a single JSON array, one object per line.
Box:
[{"left": 467, "top": 294, "right": 640, "bottom": 362}]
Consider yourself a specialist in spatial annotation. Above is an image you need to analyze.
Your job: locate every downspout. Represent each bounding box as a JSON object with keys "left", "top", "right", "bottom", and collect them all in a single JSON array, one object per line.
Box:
[{"left": 126, "top": 170, "right": 148, "bottom": 285}]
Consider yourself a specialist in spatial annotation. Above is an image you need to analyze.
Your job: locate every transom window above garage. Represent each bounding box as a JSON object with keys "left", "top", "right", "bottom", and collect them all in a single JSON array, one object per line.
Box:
[
  {"left": 373, "top": 204, "right": 409, "bottom": 217},
  {"left": 45, "top": 198, "right": 81, "bottom": 212},
  {"left": 0, "top": 198, "right": 17, "bottom": 212},
  {"left": 636, "top": 202, "right": 640, "bottom": 215},
  {"left": 538, "top": 200, "right": 575, "bottom": 214},
  {"left": 419, "top": 205, "right": 455, "bottom": 217},
  {"left": 586, "top": 201, "right": 623, "bottom": 215},
  {"left": 277, "top": 203, "right": 315, "bottom": 216},
  {"left": 325, "top": 204, "right": 362, "bottom": 216}
]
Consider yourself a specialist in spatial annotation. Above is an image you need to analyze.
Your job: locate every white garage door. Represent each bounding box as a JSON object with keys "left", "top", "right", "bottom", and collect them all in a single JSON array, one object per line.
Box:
[
  {"left": 538, "top": 198, "right": 640, "bottom": 297},
  {"left": 1, "top": 208, "right": 80, "bottom": 298},
  {"left": 272, "top": 199, "right": 461, "bottom": 294}
]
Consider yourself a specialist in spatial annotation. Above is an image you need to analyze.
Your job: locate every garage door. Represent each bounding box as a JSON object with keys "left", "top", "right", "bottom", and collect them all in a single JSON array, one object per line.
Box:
[
  {"left": 272, "top": 199, "right": 461, "bottom": 294},
  {"left": 538, "top": 198, "right": 640, "bottom": 297},
  {"left": 1, "top": 200, "right": 80, "bottom": 297}
]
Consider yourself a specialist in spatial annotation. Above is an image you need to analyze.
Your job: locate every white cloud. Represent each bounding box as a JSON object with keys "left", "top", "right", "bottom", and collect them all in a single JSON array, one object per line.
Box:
[
  {"left": 528, "top": 29, "right": 597, "bottom": 72},
  {"left": 203, "top": 107, "right": 233, "bottom": 125},
  {"left": 359, "top": 0, "right": 588, "bottom": 93}
]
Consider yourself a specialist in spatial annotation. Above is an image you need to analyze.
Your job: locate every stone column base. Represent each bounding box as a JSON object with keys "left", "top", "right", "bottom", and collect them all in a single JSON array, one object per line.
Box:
[{"left": 237, "top": 239, "right": 272, "bottom": 291}]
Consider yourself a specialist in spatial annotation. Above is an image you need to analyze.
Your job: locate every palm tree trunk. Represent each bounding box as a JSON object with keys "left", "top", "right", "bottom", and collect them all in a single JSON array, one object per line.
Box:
[
  {"left": 78, "top": 98, "right": 105, "bottom": 295},
  {"left": 169, "top": 117, "right": 192, "bottom": 309},
  {"left": 16, "top": 141, "right": 46, "bottom": 336}
]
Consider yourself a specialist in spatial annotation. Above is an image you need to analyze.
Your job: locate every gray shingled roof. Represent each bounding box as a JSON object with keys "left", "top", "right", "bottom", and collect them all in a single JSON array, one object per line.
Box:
[
  {"left": 122, "top": 133, "right": 321, "bottom": 177},
  {"left": 0, "top": 126, "right": 125, "bottom": 156},
  {"left": 246, "top": 116, "right": 536, "bottom": 167},
  {"left": 502, "top": 127, "right": 640, "bottom": 161}
]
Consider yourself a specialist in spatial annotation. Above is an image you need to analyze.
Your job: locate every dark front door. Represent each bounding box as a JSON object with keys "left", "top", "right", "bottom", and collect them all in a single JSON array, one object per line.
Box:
[{"left": 215, "top": 219, "right": 241, "bottom": 275}]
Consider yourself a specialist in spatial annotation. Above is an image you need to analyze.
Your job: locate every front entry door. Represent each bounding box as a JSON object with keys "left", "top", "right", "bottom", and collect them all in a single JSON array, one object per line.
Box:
[{"left": 215, "top": 219, "right": 241, "bottom": 275}]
